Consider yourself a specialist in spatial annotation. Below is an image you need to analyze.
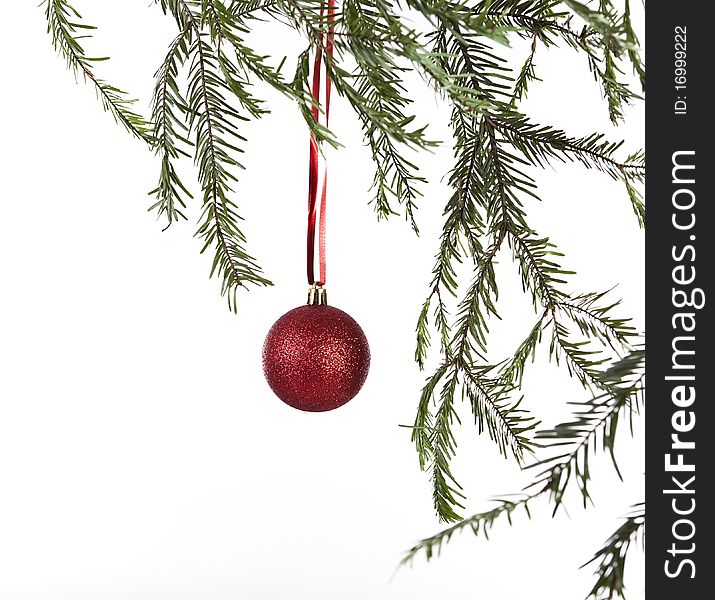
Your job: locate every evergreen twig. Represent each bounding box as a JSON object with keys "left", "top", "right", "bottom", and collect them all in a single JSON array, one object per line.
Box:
[
  {"left": 44, "top": 0, "right": 153, "bottom": 142},
  {"left": 402, "top": 349, "right": 644, "bottom": 565},
  {"left": 583, "top": 503, "right": 645, "bottom": 600}
]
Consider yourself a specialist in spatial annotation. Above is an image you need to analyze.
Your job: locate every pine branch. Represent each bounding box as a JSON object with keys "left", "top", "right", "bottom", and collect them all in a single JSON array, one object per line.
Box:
[
  {"left": 488, "top": 113, "right": 645, "bottom": 176},
  {"left": 509, "top": 230, "right": 568, "bottom": 310},
  {"left": 533, "top": 350, "right": 645, "bottom": 504},
  {"left": 497, "top": 310, "right": 548, "bottom": 387},
  {"left": 421, "top": 26, "right": 523, "bottom": 364},
  {"left": 621, "top": 150, "right": 645, "bottom": 227},
  {"left": 511, "top": 31, "right": 539, "bottom": 104},
  {"left": 206, "top": 0, "right": 312, "bottom": 115},
  {"left": 430, "top": 366, "right": 467, "bottom": 522},
  {"left": 420, "top": 26, "right": 494, "bottom": 304},
  {"left": 462, "top": 367, "right": 539, "bottom": 462},
  {"left": 412, "top": 363, "right": 448, "bottom": 471},
  {"left": 558, "top": 291, "right": 638, "bottom": 352},
  {"left": 449, "top": 235, "right": 503, "bottom": 361},
  {"left": 201, "top": 0, "right": 267, "bottom": 118},
  {"left": 414, "top": 241, "right": 503, "bottom": 523},
  {"left": 583, "top": 503, "right": 645, "bottom": 600},
  {"left": 279, "top": 0, "right": 447, "bottom": 230},
  {"left": 343, "top": 0, "right": 429, "bottom": 229},
  {"left": 551, "top": 320, "right": 611, "bottom": 395},
  {"left": 149, "top": 24, "right": 195, "bottom": 227},
  {"left": 549, "top": 293, "right": 641, "bottom": 403},
  {"left": 493, "top": 287, "right": 637, "bottom": 394},
  {"left": 151, "top": 0, "right": 291, "bottom": 234},
  {"left": 281, "top": 0, "right": 425, "bottom": 151},
  {"left": 563, "top": 0, "right": 642, "bottom": 123},
  {"left": 418, "top": 107, "right": 488, "bottom": 364},
  {"left": 402, "top": 350, "right": 644, "bottom": 566},
  {"left": 163, "top": 0, "right": 272, "bottom": 308},
  {"left": 415, "top": 294, "right": 438, "bottom": 369},
  {"left": 477, "top": 0, "right": 602, "bottom": 51},
  {"left": 44, "top": 0, "right": 153, "bottom": 143},
  {"left": 367, "top": 130, "right": 425, "bottom": 229},
  {"left": 291, "top": 47, "right": 341, "bottom": 147},
  {"left": 412, "top": 8, "right": 644, "bottom": 527},
  {"left": 401, "top": 493, "right": 530, "bottom": 563},
  {"left": 405, "top": 0, "right": 512, "bottom": 46},
  {"left": 297, "top": 0, "right": 506, "bottom": 113},
  {"left": 473, "top": 0, "right": 643, "bottom": 122},
  {"left": 365, "top": 0, "right": 518, "bottom": 114},
  {"left": 410, "top": 358, "right": 539, "bottom": 523},
  {"left": 229, "top": 0, "right": 279, "bottom": 17},
  {"left": 192, "top": 36, "right": 272, "bottom": 305},
  {"left": 414, "top": 235, "right": 540, "bottom": 522},
  {"left": 413, "top": 22, "right": 568, "bottom": 523},
  {"left": 488, "top": 112, "right": 645, "bottom": 226},
  {"left": 622, "top": 0, "right": 645, "bottom": 91}
]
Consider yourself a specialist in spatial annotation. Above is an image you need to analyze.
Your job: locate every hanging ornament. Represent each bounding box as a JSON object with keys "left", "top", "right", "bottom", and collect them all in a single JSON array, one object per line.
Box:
[
  {"left": 262, "top": 0, "right": 370, "bottom": 412},
  {"left": 263, "top": 287, "right": 370, "bottom": 412}
]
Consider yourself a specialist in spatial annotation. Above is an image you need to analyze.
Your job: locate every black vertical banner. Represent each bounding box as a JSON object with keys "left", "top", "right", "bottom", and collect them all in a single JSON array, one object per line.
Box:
[{"left": 646, "top": 2, "right": 712, "bottom": 598}]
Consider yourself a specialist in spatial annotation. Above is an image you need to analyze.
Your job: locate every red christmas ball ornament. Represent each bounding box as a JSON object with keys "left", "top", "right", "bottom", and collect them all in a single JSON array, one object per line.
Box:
[
  {"left": 263, "top": 30, "right": 370, "bottom": 412},
  {"left": 262, "top": 287, "right": 370, "bottom": 412}
]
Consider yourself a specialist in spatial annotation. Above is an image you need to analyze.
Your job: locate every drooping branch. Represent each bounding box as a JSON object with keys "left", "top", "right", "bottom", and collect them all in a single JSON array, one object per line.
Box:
[
  {"left": 402, "top": 350, "right": 644, "bottom": 565},
  {"left": 162, "top": 0, "right": 272, "bottom": 307},
  {"left": 44, "top": 0, "right": 153, "bottom": 142},
  {"left": 149, "top": 24, "right": 194, "bottom": 227},
  {"left": 583, "top": 504, "right": 645, "bottom": 600},
  {"left": 411, "top": 4, "right": 644, "bottom": 524}
]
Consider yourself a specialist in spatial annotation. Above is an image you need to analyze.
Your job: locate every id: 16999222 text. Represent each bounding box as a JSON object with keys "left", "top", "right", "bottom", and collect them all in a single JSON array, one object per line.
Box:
[{"left": 674, "top": 26, "right": 687, "bottom": 115}]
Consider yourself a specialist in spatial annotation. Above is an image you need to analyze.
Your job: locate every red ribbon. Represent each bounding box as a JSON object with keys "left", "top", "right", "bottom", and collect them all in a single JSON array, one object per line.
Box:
[{"left": 307, "top": 0, "right": 335, "bottom": 286}]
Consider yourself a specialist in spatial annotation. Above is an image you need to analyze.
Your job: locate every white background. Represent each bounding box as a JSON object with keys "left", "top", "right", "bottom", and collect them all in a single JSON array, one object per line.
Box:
[{"left": 0, "top": 2, "right": 644, "bottom": 599}]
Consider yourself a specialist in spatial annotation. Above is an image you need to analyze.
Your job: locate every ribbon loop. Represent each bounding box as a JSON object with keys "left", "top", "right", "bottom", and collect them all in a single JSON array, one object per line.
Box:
[{"left": 307, "top": 0, "right": 335, "bottom": 287}]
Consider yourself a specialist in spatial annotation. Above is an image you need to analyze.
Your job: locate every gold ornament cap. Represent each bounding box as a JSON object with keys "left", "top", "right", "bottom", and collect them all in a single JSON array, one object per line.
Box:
[{"left": 307, "top": 285, "right": 328, "bottom": 306}]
